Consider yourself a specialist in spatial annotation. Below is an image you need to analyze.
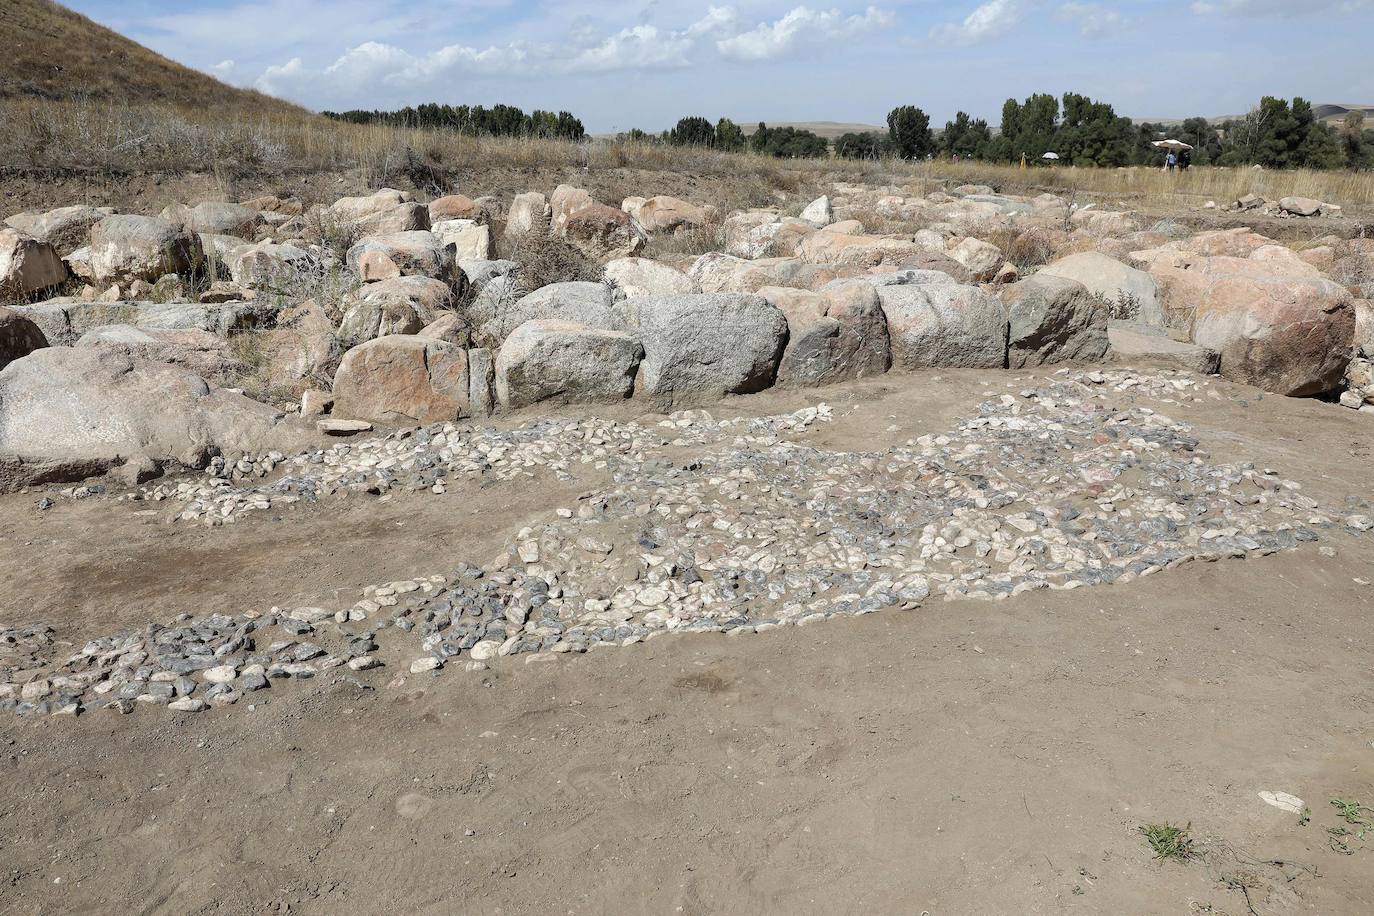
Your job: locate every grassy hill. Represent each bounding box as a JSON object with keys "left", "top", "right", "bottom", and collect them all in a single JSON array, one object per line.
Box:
[{"left": 0, "top": 0, "right": 309, "bottom": 117}]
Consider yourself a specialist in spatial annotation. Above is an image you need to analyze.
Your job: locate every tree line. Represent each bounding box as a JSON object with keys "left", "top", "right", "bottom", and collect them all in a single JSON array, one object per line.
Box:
[
  {"left": 618, "top": 117, "right": 830, "bottom": 159},
  {"left": 831, "top": 95, "right": 1372, "bottom": 170},
  {"left": 322, "top": 103, "right": 586, "bottom": 140}
]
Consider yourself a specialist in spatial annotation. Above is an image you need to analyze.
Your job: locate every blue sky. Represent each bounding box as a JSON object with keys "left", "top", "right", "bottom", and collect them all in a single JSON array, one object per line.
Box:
[{"left": 65, "top": 0, "right": 1374, "bottom": 132}]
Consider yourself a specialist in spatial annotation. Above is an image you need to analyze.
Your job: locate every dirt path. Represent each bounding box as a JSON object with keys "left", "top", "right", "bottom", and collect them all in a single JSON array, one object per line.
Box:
[{"left": 2, "top": 369, "right": 1373, "bottom": 915}]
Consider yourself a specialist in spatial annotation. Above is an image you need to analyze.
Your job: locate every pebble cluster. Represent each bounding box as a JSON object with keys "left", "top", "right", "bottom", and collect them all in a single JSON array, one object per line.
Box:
[{"left": 4, "top": 369, "right": 1369, "bottom": 719}]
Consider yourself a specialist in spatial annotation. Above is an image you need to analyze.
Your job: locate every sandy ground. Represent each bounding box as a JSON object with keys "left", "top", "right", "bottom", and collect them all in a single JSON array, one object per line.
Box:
[{"left": 2, "top": 368, "right": 1373, "bottom": 915}]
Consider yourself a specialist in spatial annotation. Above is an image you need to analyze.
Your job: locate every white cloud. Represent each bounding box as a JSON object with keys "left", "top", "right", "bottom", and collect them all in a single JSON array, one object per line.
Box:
[
  {"left": 211, "top": 59, "right": 236, "bottom": 76},
  {"left": 932, "top": 0, "right": 1022, "bottom": 46},
  {"left": 687, "top": 5, "right": 740, "bottom": 38},
  {"left": 716, "top": 6, "right": 893, "bottom": 61},
  {"left": 569, "top": 25, "right": 693, "bottom": 71},
  {"left": 1191, "top": 0, "right": 1369, "bottom": 14},
  {"left": 1056, "top": 2, "right": 1125, "bottom": 36}
]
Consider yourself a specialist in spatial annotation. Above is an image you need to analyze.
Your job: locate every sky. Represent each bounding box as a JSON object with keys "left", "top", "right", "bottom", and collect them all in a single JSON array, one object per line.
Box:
[{"left": 64, "top": 0, "right": 1374, "bottom": 133}]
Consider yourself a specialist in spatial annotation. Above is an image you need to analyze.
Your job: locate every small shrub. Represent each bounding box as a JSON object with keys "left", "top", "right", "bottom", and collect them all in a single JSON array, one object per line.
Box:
[
  {"left": 1139, "top": 822, "right": 1198, "bottom": 862},
  {"left": 499, "top": 232, "right": 603, "bottom": 291}
]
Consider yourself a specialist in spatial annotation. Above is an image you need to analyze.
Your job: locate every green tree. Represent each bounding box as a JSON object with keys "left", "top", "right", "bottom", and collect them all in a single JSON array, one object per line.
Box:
[
  {"left": 835, "top": 131, "right": 887, "bottom": 159},
  {"left": 751, "top": 122, "right": 771, "bottom": 154},
  {"left": 887, "top": 105, "right": 934, "bottom": 160},
  {"left": 670, "top": 116, "right": 716, "bottom": 147},
  {"left": 715, "top": 118, "right": 746, "bottom": 152}
]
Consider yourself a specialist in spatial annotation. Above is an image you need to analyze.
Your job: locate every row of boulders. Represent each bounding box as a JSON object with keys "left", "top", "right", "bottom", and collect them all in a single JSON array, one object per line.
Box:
[
  {"left": 1232, "top": 194, "right": 1342, "bottom": 219},
  {"left": 2, "top": 179, "right": 1370, "bottom": 494}
]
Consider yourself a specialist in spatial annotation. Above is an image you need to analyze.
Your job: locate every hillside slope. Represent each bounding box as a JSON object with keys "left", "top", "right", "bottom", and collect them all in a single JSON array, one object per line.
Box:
[{"left": 0, "top": 0, "right": 310, "bottom": 117}]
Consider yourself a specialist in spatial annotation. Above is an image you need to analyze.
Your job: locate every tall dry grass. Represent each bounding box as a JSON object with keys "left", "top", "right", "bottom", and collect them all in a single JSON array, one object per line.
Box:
[{"left": 3, "top": 98, "right": 1372, "bottom": 214}]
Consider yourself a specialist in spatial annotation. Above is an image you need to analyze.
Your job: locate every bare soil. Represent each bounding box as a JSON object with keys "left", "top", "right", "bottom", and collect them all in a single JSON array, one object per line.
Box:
[{"left": 2, "top": 369, "right": 1373, "bottom": 915}]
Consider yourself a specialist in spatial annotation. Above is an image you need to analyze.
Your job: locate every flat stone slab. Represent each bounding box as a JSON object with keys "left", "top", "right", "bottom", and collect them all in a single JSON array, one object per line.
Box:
[
  {"left": 1108, "top": 325, "right": 1220, "bottom": 375},
  {"left": 317, "top": 419, "right": 373, "bottom": 435}
]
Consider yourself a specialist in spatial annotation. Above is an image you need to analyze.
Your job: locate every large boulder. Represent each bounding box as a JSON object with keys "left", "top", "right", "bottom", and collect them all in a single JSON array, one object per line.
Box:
[
  {"left": 0, "top": 307, "right": 49, "bottom": 372},
  {"left": 73, "top": 215, "right": 203, "bottom": 284},
  {"left": 689, "top": 253, "right": 838, "bottom": 294},
  {"left": 5, "top": 206, "right": 110, "bottom": 255},
  {"left": 947, "top": 237, "right": 1005, "bottom": 282},
  {"left": 550, "top": 185, "right": 595, "bottom": 235},
  {"left": 798, "top": 231, "right": 925, "bottom": 268},
  {"left": 186, "top": 202, "right": 262, "bottom": 239},
  {"left": 1, "top": 229, "right": 68, "bottom": 296},
  {"left": 1156, "top": 255, "right": 1355, "bottom": 395},
  {"left": 337, "top": 296, "right": 424, "bottom": 347},
  {"left": 627, "top": 196, "right": 707, "bottom": 234},
  {"left": 325, "top": 190, "right": 429, "bottom": 236},
  {"left": 346, "top": 232, "right": 457, "bottom": 285},
  {"left": 563, "top": 204, "right": 647, "bottom": 261},
  {"left": 346, "top": 276, "right": 454, "bottom": 322},
  {"left": 874, "top": 273, "right": 1009, "bottom": 370},
  {"left": 74, "top": 325, "right": 244, "bottom": 380},
  {"left": 431, "top": 219, "right": 492, "bottom": 260},
  {"left": 255, "top": 299, "right": 341, "bottom": 391},
  {"left": 799, "top": 196, "right": 833, "bottom": 228},
  {"left": 495, "top": 320, "right": 643, "bottom": 409},
  {"left": 1107, "top": 326, "right": 1220, "bottom": 375},
  {"left": 722, "top": 211, "right": 815, "bottom": 259},
  {"left": 0, "top": 347, "right": 310, "bottom": 490},
  {"left": 1038, "top": 251, "right": 1166, "bottom": 329},
  {"left": 429, "top": 195, "right": 482, "bottom": 222},
  {"left": 620, "top": 293, "right": 787, "bottom": 404},
  {"left": 474, "top": 281, "right": 622, "bottom": 349},
  {"left": 230, "top": 241, "right": 316, "bottom": 292},
  {"left": 603, "top": 257, "right": 698, "bottom": 298},
  {"left": 505, "top": 192, "right": 551, "bottom": 238},
  {"left": 763, "top": 282, "right": 890, "bottom": 387},
  {"left": 1000, "top": 274, "right": 1109, "bottom": 368},
  {"left": 332, "top": 336, "right": 470, "bottom": 424}
]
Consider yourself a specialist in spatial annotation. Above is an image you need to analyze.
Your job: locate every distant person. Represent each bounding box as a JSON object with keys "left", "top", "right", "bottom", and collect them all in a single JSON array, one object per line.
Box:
[
  {"left": 1165, "top": 151, "right": 1177, "bottom": 172},
  {"left": 1179, "top": 149, "right": 1192, "bottom": 171}
]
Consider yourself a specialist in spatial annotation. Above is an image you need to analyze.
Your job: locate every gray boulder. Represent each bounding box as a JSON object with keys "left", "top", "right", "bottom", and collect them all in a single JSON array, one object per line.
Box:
[
  {"left": 764, "top": 283, "right": 890, "bottom": 387},
  {"left": 5, "top": 206, "right": 111, "bottom": 255},
  {"left": 230, "top": 241, "right": 316, "bottom": 292},
  {"left": 0, "top": 347, "right": 311, "bottom": 491},
  {"left": 186, "top": 202, "right": 262, "bottom": 239},
  {"left": 475, "top": 281, "right": 623, "bottom": 348},
  {"left": 621, "top": 293, "right": 788, "bottom": 403},
  {"left": 337, "top": 296, "right": 424, "bottom": 347},
  {"left": 1, "top": 229, "right": 68, "bottom": 296},
  {"left": 495, "top": 320, "right": 643, "bottom": 409},
  {"left": 874, "top": 272, "right": 1009, "bottom": 370},
  {"left": 1000, "top": 274, "right": 1109, "bottom": 368},
  {"left": 0, "top": 307, "right": 49, "bottom": 373},
  {"left": 603, "top": 257, "right": 698, "bottom": 298},
  {"left": 1038, "top": 251, "right": 1166, "bottom": 329},
  {"left": 1107, "top": 326, "right": 1220, "bottom": 375},
  {"left": 73, "top": 215, "right": 203, "bottom": 284}
]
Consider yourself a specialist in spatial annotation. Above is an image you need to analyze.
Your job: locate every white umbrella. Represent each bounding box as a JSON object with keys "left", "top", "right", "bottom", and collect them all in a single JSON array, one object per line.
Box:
[
  {"left": 1041, "top": 151, "right": 1060, "bottom": 160},
  {"left": 1152, "top": 139, "right": 1193, "bottom": 151}
]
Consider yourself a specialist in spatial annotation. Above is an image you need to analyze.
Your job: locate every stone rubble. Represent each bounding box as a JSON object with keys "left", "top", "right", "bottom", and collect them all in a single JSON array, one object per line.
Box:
[{"left": 3, "top": 368, "right": 1369, "bottom": 719}]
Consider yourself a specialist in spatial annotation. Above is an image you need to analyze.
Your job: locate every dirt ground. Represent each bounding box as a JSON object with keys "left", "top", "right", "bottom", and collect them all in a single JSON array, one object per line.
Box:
[{"left": 2, "top": 369, "right": 1373, "bottom": 915}]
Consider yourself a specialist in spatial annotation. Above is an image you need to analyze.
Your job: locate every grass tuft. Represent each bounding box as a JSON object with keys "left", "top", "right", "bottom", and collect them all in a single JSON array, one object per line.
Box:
[{"left": 1140, "top": 822, "right": 1199, "bottom": 862}]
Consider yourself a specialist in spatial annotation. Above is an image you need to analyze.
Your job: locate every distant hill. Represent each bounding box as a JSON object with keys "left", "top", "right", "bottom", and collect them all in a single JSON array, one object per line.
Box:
[
  {"left": 1313, "top": 103, "right": 1374, "bottom": 125},
  {"left": 741, "top": 121, "right": 886, "bottom": 140},
  {"left": 0, "top": 0, "right": 310, "bottom": 117}
]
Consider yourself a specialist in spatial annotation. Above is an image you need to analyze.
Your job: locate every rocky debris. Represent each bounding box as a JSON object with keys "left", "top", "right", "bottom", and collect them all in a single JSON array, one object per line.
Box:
[
  {"left": 496, "top": 320, "right": 643, "bottom": 409},
  {"left": 722, "top": 211, "right": 815, "bottom": 259},
  {"left": 1151, "top": 253, "right": 1353, "bottom": 396},
  {"left": 331, "top": 336, "right": 470, "bottom": 425},
  {"left": 764, "top": 282, "right": 891, "bottom": 387},
  {"left": 874, "top": 272, "right": 1009, "bottom": 370},
  {"left": 70, "top": 215, "right": 203, "bottom": 285},
  {"left": 9, "top": 367, "right": 1367, "bottom": 719},
  {"left": 550, "top": 185, "right": 595, "bottom": 235},
  {"left": 4, "top": 205, "right": 111, "bottom": 256},
  {"left": 474, "top": 281, "right": 623, "bottom": 349},
  {"left": 562, "top": 204, "right": 647, "bottom": 261},
  {"left": 346, "top": 232, "right": 457, "bottom": 286},
  {"left": 621, "top": 293, "right": 787, "bottom": 404},
  {"left": 1001, "top": 275, "right": 1109, "bottom": 369},
  {"left": 431, "top": 220, "right": 492, "bottom": 261},
  {"left": 0, "top": 347, "right": 311, "bottom": 492},
  {"left": 505, "top": 192, "right": 551, "bottom": 239},
  {"left": 1107, "top": 326, "right": 1220, "bottom": 375},
  {"left": 325, "top": 190, "right": 429, "bottom": 236},
  {"left": 1, "top": 229, "right": 68, "bottom": 299},
  {"left": 1277, "top": 196, "right": 1327, "bottom": 218},
  {"left": 603, "top": 257, "right": 698, "bottom": 299},
  {"left": 1038, "top": 251, "right": 1166, "bottom": 329},
  {"left": 0, "top": 306, "right": 49, "bottom": 372}
]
